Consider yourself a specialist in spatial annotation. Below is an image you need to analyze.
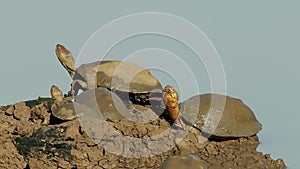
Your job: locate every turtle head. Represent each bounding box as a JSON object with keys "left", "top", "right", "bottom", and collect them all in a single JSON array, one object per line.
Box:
[
  {"left": 162, "top": 85, "right": 181, "bottom": 124},
  {"left": 50, "top": 85, "right": 64, "bottom": 105},
  {"left": 162, "top": 85, "right": 178, "bottom": 103},
  {"left": 55, "top": 44, "right": 76, "bottom": 78}
]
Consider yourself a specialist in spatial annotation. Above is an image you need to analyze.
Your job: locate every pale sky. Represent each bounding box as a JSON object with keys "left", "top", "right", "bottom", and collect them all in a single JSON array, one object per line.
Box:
[{"left": 1, "top": 1, "right": 299, "bottom": 168}]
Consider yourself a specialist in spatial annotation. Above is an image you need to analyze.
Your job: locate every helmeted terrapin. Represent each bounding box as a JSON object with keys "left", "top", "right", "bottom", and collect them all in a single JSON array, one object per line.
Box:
[
  {"left": 162, "top": 86, "right": 262, "bottom": 138},
  {"left": 50, "top": 85, "right": 76, "bottom": 120},
  {"left": 160, "top": 154, "right": 207, "bottom": 169},
  {"left": 75, "top": 87, "right": 130, "bottom": 122},
  {"left": 50, "top": 85, "right": 130, "bottom": 122}
]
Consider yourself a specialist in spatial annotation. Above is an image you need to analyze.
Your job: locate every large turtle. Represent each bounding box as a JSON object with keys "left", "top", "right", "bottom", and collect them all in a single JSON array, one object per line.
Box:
[
  {"left": 55, "top": 44, "right": 162, "bottom": 105},
  {"left": 75, "top": 87, "right": 131, "bottom": 122},
  {"left": 51, "top": 87, "right": 161, "bottom": 123},
  {"left": 162, "top": 85, "right": 262, "bottom": 138}
]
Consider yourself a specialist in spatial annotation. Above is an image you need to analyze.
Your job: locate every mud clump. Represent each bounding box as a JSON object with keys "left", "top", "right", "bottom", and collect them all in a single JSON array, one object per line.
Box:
[{"left": 0, "top": 101, "right": 285, "bottom": 169}]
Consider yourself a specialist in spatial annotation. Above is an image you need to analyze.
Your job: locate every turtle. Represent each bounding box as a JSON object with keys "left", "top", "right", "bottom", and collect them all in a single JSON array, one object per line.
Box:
[
  {"left": 160, "top": 154, "right": 207, "bottom": 169},
  {"left": 76, "top": 88, "right": 161, "bottom": 123},
  {"left": 50, "top": 85, "right": 77, "bottom": 120},
  {"left": 50, "top": 84, "right": 130, "bottom": 122},
  {"left": 75, "top": 87, "right": 130, "bottom": 122},
  {"left": 162, "top": 85, "right": 262, "bottom": 138},
  {"left": 162, "top": 85, "right": 185, "bottom": 128},
  {"left": 50, "top": 85, "right": 74, "bottom": 110},
  {"left": 55, "top": 44, "right": 162, "bottom": 105}
]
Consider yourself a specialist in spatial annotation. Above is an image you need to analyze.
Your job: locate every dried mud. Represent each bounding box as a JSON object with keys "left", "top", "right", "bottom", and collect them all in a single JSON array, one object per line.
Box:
[{"left": 0, "top": 101, "right": 285, "bottom": 169}]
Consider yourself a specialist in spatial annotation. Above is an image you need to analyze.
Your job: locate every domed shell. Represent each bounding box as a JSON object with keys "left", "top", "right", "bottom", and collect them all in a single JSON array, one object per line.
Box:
[
  {"left": 75, "top": 87, "right": 130, "bottom": 122},
  {"left": 52, "top": 102, "right": 78, "bottom": 121},
  {"left": 180, "top": 93, "right": 262, "bottom": 137},
  {"left": 160, "top": 155, "right": 207, "bottom": 169},
  {"left": 74, "top": 60, "right": 162, "bottom": 93},
  {"left": 52, "top": 88, "right": 130, "bottom": 122}
]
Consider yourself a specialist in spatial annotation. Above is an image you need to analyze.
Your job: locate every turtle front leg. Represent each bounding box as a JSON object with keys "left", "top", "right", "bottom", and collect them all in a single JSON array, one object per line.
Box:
[{"left": 69, "top": 79, "right": 88, "bottom": 96}]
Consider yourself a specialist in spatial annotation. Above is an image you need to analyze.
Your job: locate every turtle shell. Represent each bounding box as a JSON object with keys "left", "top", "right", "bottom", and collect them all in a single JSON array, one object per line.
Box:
[
  {"left": 160, "top": 155, "right": 207, "bottom": 169},
  {"left": 73, "top": 60, "right": 162, "bottom": 93},
  {"left": 52, "top": 102, "right": 80, "bottom": 121},
  {"left": 180, "top": 93, "right": 262, "bottom": 137},
  {"left": 75, "top": 87, "right": 130, "bottom": 122},
  {"left": 52, "top": 88, "right": 130, "bottom": 122}
]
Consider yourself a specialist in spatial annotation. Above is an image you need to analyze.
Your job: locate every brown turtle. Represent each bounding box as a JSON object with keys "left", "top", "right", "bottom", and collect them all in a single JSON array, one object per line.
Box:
[
  {"left": 75, "top": 87, "right": 130, "bottom": 122},
  {"left": 50, "top": 83, "right": 131, "bottom": 122},
  {"left": 160, "top": 154, "right": 207, "bottom": 169},
  {"left": 50, "top": 85, "right": 77, "bottom": 120},
  {"left": 162, "top": 85, "right": 185, "bottom": 128},
  {"left": 162, "top": 85, "right": 262, "bottom": 138},
  {"left": 55, "top": 44, "right": 162, "bottom": 105}
]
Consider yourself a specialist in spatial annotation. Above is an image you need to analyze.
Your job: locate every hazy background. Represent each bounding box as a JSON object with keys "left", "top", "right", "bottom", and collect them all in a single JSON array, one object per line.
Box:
[{"left": 1, "top": 1, "right": 299, "bottom": 168}]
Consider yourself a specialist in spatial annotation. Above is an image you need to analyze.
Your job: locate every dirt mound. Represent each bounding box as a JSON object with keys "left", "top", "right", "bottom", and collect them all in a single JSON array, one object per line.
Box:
[{"left": 0, "top": 101, "right": 285, "bottom": 169}]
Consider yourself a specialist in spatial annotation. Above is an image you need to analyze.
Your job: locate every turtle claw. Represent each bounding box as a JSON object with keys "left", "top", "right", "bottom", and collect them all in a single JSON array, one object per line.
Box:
[
  {"left": 70, "top": 79, "right": 88, "bottom": 96},
  {"left": 174, "top": 117, "right": 186, "bottom": 130},
  {"left": 178, "top": 118, "right": 186, "bottom": 129}
]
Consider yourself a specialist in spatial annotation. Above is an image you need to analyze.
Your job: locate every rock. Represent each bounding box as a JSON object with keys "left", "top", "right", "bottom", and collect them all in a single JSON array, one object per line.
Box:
[
  {"left": 5, "top": 106, "right": 14, "bottom": 115},
  {"left": 30, "top": 102, "right": 51, "bottom": 125},
  {"left": 14, "top": 121, "right": 34, "bottom": 136},
  {"left": 0, "top": 138, "right": 27, "bottom": 169},
  {"left": 12, "top": 102, "right": 31, "bottom": 121},
  {"left": 0, "top": 109, "right": 4, "bottom": 115}
]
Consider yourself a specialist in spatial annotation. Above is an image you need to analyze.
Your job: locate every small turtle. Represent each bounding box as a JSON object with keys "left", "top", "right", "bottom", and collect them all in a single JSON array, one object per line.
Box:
[
  {"left": 50, "top": 85, "right": 73, "bottom": 110},
  {"left": 50, "top": 85, "right": 76, "bottom": 120},
  {"left": 162, "top": 85, "right": 262, "bottom": 138},
  {"left": 55, "top": 44, "right": 162, "bottom": 105},
  {"left": 160, "top": 154, "right": 207, "bottom": 169}
]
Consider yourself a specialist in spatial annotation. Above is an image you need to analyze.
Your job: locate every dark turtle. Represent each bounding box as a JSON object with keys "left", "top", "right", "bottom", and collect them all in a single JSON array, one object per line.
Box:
[
  {"left": 162, "top": 86, "right": 262, "bottom": 138},
  {"left": 55, "top": 44, "right": 162, "bottom": 105},
  {"left": 160, "top": 154, "right": 207, "bottom": 169}
]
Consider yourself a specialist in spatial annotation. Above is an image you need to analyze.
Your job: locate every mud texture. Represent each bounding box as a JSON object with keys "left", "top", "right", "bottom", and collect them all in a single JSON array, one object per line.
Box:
[{"left": 0, "top": 101, "right": 285, "bottom": 169}]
